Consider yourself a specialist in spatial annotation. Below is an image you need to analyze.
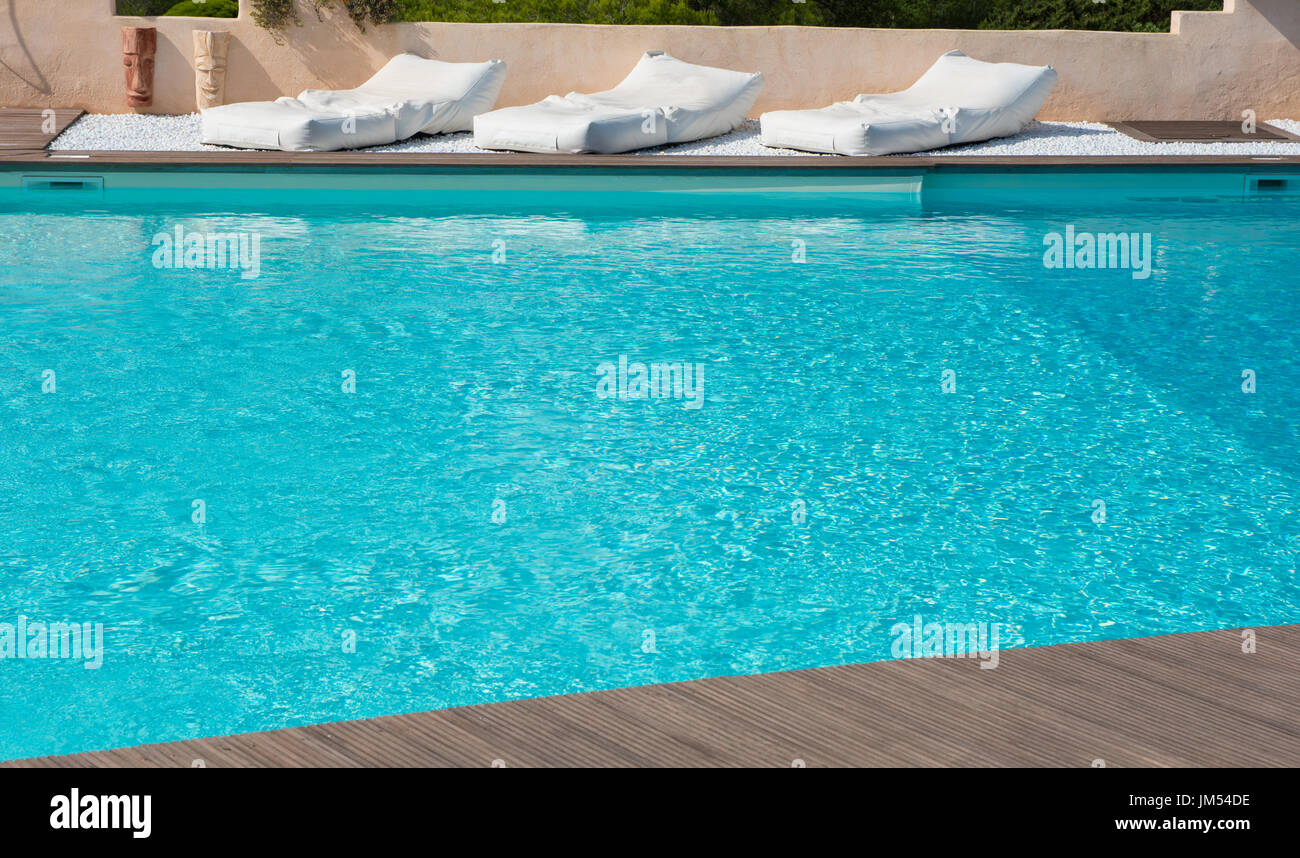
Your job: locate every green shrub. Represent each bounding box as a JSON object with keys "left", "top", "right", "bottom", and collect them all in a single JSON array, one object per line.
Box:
[
  {"left": 249, "top": 0, "right": 303, "bottom": 30},
  {"left": 122, "top": 0, "right": 1225, "bottom": 30},
  {"left": 976, "top": 0, "right": 1216, "bottom": 32},
  {"left": 163, "top": 0, "right": 239, "bottom": 16},
  {"left": 394, "top": 0, "right": 717, "bottom": 25},
  {"left": 339, "top": 0, "right": 400, "bottom": 28},
  {"left": 247, "top": 0, "right": 397, "bottom": 31},
  {"left": 116, "top": 0, "right": 186, "bottom": 14},
  {"left": 392, "top": 0, "right": 1222, "bottom": 31}
]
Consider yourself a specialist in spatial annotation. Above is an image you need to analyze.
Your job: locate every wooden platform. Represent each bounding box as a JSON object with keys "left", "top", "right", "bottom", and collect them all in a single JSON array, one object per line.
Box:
[
  {"left": 1111, "top": 120, "right": 1300, "bottom": 143},
  {"left": 4, "top": 149, "right": 1299, "bottom": 177},
  {"left": 0, "top": 108, "right": 83, "bottom": 150},
  {"left": 6, "top": 150, "right": 1300, "bottom": 169},
  {"left": 8, "top": 625, "right": 1298, "bottom": 768}
]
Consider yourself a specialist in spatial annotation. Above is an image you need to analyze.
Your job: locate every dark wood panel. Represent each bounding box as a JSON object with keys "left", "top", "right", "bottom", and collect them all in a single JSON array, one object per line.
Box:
[
  {"left": 6, "top": 150, "right": 1300, "bottom": 170},
  {"left": 7, "top": 625, "right": 1297, "bottom": 768},
  {"left": 1111, "top": 120, "right": 1300, "bottom": 143},
  {"left": 0, "top": 108, "right": 84, "bottom": 149}
]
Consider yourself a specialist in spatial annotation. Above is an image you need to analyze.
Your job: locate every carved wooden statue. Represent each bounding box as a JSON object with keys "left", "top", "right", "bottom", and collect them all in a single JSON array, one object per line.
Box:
[
  {"left": 122, "top": 27, "right": 157, "bottom": 108},
  {"left": 193, "top": 31, "right": 231, "bottom": 110}
]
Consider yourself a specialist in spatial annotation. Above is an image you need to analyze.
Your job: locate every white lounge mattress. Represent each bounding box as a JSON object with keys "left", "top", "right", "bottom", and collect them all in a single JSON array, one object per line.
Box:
[
  {"left": 474, "top": 51, "right": 764, "bottom": 154},
  {"left": 201, "top": 54, "right": 507, "bottom": 152},
  {"left": 760, "top": 51, "right": 1057, "bottom": 156}
]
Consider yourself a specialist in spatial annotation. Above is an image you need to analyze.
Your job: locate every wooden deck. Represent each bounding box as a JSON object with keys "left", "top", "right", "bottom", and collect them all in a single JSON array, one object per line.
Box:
[
  {"left": 6, "top": 150, "right": 1300, "bottom": 169},
  {"left": 1111, "top": 120, "right": 1300, "bottom": 144},
  {"left": 9, "top": 625, "right": 1299, "bottom": 767},
  {"left": 0, "top": 108, "right": 83, "bottom": 150}
]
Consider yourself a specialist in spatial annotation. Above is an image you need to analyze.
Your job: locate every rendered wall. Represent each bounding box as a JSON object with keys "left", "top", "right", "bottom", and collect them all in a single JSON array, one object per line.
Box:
[{"left": 1, "top": 0, "right": 1297, "bottom": 120}]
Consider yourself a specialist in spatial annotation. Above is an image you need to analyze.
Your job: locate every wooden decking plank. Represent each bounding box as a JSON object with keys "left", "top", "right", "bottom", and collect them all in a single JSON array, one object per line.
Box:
[
  {"left": 516, "top": 694, "right": 685, "bottom": 767},
  {"left": 315, "top": 718, "right": 430, "bottom": 767},
  {"left": 599, "top": 681, "right": 801, "bottom": 766},
  {"left": 952, "top": 631, "right": 1293, "bottom": 766},
  {"left": 0, "top": 108, "right": 84, "bottom": 149},
  {"left": 587, "top": 685, "right": 778, "bottom": 766},
  {"left": 309, "top": 716, "right": 469, "bottom": 767},
  {"left": 922, "top": 634, "right": 1233, "bottom": 766},
  {"left": 367, "top": 713, "right": 484, "bottom": 767},
  {"left": 1069, "top": 643, "right": 1300, "bottom": 756},
  {"left": 380, "top": 710, "right": 510, "bottom": 767},
  {"left": 808, "top": 661, "right": 1053, "bottom": 766},
  {"left": 856, "top": 660, "right": 1101, "bottom": 766},
  {"left": 1111, "top": 120, "right": 1300, "bottom": 143},
  {"left": 495, "top": 696, "right": 666, "bottom": 767},
  {"left": 679, "top": 666, "right": 935, "bottom": 766},
  {"left": 261, "top": 724, "right": 380, "bottom": 768},
  {"left": 4, "top": 150, "right": 1299, "bottom": 169},
  {"left": 440, "top": 698, "right": 629, "bottom": 768}
]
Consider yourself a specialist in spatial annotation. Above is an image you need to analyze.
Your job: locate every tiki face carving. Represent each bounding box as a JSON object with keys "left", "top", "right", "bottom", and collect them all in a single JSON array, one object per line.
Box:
[
  {"left": 192, "top": 31, "right": 231, "bottom": 110},
  {"left": 122, "top": 27, "right": 157, "bottom": 108}
]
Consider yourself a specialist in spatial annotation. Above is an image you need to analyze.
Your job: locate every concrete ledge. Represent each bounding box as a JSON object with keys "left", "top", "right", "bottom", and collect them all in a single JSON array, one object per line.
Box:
[{"left": 6, "top": 151, "right": 1300, "bottom": 168}]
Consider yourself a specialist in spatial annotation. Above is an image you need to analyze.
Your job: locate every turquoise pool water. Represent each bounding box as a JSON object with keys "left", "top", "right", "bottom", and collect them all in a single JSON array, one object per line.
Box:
[{"left": 2, "top": 169, "right": 1299, "bottom": 760}]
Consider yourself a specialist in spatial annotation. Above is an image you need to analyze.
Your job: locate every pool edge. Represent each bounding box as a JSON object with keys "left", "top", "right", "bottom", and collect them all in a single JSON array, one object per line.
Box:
[
  {"left": 8, "top": 151, "right": 1300, "bottom": 169},
  {"left": 8, "top": 624, "right": 1296, "bottom": 768}
]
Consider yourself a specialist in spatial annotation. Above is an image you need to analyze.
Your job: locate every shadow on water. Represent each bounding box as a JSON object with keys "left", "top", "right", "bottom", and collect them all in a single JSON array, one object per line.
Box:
[{"left": 932, "top": 200, "right": 1300, "bottom": 480}]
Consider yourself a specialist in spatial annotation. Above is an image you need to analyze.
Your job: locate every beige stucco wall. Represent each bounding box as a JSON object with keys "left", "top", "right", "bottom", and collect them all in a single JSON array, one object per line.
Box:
[{"left": 1, "top": 0, "right": 1297, "bottom": 119}]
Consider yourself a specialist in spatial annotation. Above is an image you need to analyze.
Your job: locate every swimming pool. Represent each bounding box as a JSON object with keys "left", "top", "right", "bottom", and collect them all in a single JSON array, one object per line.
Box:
[{"left": 2, "top": 164, "right": 1299, "bottom": 760}]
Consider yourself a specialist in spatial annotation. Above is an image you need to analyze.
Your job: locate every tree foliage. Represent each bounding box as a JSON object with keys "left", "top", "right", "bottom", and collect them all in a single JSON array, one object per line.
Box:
[
  {"left": 116, "top": 0, "right": 1226, "bottom": 32},
  {"left": 116, "top": 0, "right": 190, "bottom": 14},
  {"left": 246, "top": 0, "right": 396, "bottom": 31},
  {"left": 162, "top": 0, "right": 240, "bottom": 16},
  {"left": 338, "top": 0, "right": 400, "bottom": 28},
  {"left": 976, "top": 0, "right": 1215, "bottom": 33},
  {"left": 395, "top": 0, "right": 1221, "bottom": 31},
  {"left": 395, "top": 1, "right": 716, "bottom": 25}
]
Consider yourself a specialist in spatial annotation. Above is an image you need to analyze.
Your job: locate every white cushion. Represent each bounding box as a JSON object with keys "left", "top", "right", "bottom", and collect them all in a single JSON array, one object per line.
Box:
[
  {"left": 474, "top": 51, "right": 764, "bottom": 154},
  {"left": 201, "top": 53, "right": 507, "bottom": 151},
  {"left": 760, "top": 50, "right": 1057, "bottom": 156}
]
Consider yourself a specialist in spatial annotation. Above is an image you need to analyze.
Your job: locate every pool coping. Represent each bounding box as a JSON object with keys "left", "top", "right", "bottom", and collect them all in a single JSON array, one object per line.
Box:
[
  {"left": 8, "top": 624, "right": 1297, "bottom": 767},
  {"left": 5, "top": 151, "right": 1300, "bottom": 170}
]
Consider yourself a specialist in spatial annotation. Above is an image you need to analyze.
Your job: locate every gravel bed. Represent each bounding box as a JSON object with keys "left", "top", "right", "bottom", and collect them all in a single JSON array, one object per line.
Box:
[{"left": 48, "top": 114, "right": 1300, "bottom": 157}]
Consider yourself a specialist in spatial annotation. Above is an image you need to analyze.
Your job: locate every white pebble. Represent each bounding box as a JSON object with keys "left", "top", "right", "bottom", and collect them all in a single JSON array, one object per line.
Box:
[{"left": 47, "top": 114, "right": 1300, "bottom": 157}]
